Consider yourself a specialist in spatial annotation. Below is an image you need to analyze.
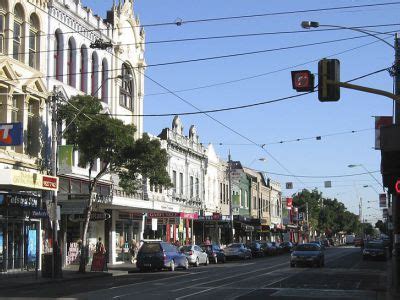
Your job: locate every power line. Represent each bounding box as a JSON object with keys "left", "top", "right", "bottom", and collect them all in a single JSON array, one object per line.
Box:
[
  {"left": 261, "top": 170, "right": 380, "bottom": 179},
  {"left": 146, "top": 36, "right": 393, "bottom": 96},
  {"left": 95, "top": 67, "right": 389, "bottom": 117},
  {"left": 143, "top": 24, "right": 399, "bottom": 44},
  {"left": 2, "top": 32, "right": 391, "bottom": 83},
  {"left": 142, "top": 2, "right": 400, "bottom": 27},
  {"left": 213, "top": 128, "right": 373, "bottom": 147}
]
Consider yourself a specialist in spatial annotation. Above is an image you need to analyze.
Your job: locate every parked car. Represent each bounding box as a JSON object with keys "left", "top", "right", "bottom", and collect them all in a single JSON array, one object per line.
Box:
[
  {"left": 290, "top": 243, "right": 325, "bottom": 268},
  {"left": 279, "top": 241, "right": 294, "bottom": 253},
  {"left": 260, "top": 241, "right": 278, "bottom": 256},
  {"left": 224, "top": 243, "right": 252, "bottom": 260},
  {"left": 354, "top": 237, "right": 364, "bottom": 247},
  {"left": 180, "top": 244, "right": 209, "bottom": 266},
  {"left": 272, "top": 242, "right": 284, "bottom": 254},
  {"left": 201, "top": 244, "right": 226, "bottom": 264},
  {"left": 362, "top": 240, "right": 389, "bottom": 260},
  {"left": 246, "top": 241, "right": 265, "bottom": 257},
  {"left": 310, "top": 240, "right": 325, "bottom": 251},
  {"left": 345, "top": 234, "right": 355, "bottom": 245},
  {"left": 136, "top": 241, "right": 189, "bottom": 271}
]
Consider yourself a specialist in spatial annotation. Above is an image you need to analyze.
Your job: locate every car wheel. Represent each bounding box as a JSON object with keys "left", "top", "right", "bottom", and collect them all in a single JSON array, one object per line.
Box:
[
  {"left": 170, "top": 260, "right": 175, "bottom": 272},
  {"left": 205, "top": 257, "right": 209, "bottom": 266},
  {"left": 184, "top": 259, "right": 189, "bottom": 270},
  {"left": 214, "top": 257, "right": 218, "bottom": 264},
  {"left": 195, "top": 258, "right": 199, "bottom": 267}
]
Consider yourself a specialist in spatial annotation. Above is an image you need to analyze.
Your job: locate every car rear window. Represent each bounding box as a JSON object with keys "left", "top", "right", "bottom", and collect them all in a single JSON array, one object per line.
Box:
[
  {"left": 295, "top": 244, "right": 320, "bottom": 251},
  {"left": 366, "top": 242, "right": 384, "bottom": 249},
  {"left": 181, "top": 246, "right": 192, "bottom": 252},
  {"left": 228, "top": 244, "right": 242, "bottom": 248},
  {"left": 140, "top": 243, "right": 162, "bottom": 253}
]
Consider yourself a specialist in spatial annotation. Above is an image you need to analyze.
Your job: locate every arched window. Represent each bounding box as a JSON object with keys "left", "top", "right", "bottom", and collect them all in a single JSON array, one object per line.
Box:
[
  {"left": 0, "top": 0, "right": 7, "bottom": 53},
  {"left": 119, "top": 63, "right": 134, "bottom": 110},
  {"left": 54, "top": 30, "right": 63, "bottom": 81},
  {"left": 101, "top": 58, "right": 109, "bottom": 103},
  {"left": 29, "top": 14, "right": 40, "bottom": 69},
  {"left": 91, "top": 52, "right": 99, "bottom": 97},
  {"left": 67, "top": 37, "right": 76, "bottom": 87},
  {"left": 13, "top": 4, "right": 24, "bottom": 62},
  {"left": 80, "top": 45, "right": 88, "bottom": 93}
]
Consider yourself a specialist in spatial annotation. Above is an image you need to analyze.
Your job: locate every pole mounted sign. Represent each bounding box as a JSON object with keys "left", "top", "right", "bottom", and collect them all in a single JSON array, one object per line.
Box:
[
  {"left": 395, "top": 179, "right": 400, "bottom": 194},
  {"left": 0, "top": 122, "right": 23, "bottom": 146}
]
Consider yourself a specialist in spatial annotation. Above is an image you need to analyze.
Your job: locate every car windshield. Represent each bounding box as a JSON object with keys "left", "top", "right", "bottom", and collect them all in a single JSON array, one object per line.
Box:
[
  {"left": 366, "top": 242, "right": 384, "bottom": 249},
  {"left": 140, "top": 243, "right": 161, "bottom": 254},
  {"left": 228, "top": 244, "right": 242, "bottom": 248},
  {"left": 295, "top": 244, "right": 320, "bottom": 251},
  {"left": 181, "top": 246, "right": 192, "bottom": 252},
  {"left": 201, "top": 245, "right": 212, "bottom": 251}
]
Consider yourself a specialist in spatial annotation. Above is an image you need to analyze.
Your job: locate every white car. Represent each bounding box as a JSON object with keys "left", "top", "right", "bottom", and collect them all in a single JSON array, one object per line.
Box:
[{"left": 180, "top": 244, "right": 209, "bottom": 266}]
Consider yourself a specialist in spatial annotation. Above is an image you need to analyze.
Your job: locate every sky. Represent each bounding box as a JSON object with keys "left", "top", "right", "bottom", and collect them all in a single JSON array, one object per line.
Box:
[{"left": 82, "top": 0, "right": 399, "bottom": 223}]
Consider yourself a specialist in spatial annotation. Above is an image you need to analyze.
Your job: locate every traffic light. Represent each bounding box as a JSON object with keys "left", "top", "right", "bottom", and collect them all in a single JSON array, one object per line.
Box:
[
  {"left": 318, "top": 59, "right": 340, "bottom": 101},
  {"left": 291, "top": 70, "right": 314, "bottom": 92}
]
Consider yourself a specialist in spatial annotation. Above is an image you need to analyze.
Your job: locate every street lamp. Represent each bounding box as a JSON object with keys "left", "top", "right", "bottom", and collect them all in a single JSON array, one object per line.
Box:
[
  {"left": 300, "top": 21, "right": 395, "bottom": 50},
  {"left": 363, "top": 184, "right": 380, "bottom": 195},
  {"left": 348, "top": 164, "right": 385, "bottom": 192}
]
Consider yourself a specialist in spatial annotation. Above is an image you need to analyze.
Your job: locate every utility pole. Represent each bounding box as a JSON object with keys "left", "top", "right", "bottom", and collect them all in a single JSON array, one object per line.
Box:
[
  {"left": 228, "top": 151, "right": 233, "bottom": 243},
  {"left": 392, "top": 33, "right": 400, "bottom": 294},
  {"left": 306, "top": 202, "right": 309, "bottom": 242},
  {"left": 51, "top": 90, "right": 61, "bottom": 278}
]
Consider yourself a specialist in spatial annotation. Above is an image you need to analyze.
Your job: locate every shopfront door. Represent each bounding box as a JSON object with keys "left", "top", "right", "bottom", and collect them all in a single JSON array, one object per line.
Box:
[{"left": 7, "top": 222, "right": 23, "bottom": 270}]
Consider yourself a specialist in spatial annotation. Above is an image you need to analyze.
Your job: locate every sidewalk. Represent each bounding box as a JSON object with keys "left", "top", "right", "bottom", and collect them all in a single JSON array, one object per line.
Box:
[{"left": 0, "top": 262, "right": 136, "bottom": 290}]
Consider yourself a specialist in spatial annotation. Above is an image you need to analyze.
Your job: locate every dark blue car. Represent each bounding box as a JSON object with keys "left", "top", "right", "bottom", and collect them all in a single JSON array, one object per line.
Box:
[
  {"left": 137, "top": 241, "right": 189, "bottom": 271},
  {"left": 201, "top": 244, "right": 226, "bottom": 263}
]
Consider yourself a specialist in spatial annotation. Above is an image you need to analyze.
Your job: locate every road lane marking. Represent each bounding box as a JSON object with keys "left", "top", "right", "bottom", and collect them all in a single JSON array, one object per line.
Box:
[{"left": 174, "top": 262, "right": 288, "bottom": 299}]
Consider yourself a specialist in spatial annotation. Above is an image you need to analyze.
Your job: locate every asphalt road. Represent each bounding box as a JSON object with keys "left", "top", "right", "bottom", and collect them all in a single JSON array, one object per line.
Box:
[{"left": 0, "top": 247, "right": 390, "bottom": 300}]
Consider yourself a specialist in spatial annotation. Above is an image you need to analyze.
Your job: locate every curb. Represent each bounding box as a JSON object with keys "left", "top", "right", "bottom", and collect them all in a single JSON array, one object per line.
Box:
[{"left": 0, "top": 272, "right": 112, "bottom": 290}]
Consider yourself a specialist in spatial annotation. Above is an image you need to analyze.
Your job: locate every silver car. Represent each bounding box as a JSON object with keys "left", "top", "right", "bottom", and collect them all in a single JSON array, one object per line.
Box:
[
  {"left": 180, "top": 245, "right": 209, "bottom": 266},
  {"left": 224, "top": 243, "right": 252, "bottom": 260}
]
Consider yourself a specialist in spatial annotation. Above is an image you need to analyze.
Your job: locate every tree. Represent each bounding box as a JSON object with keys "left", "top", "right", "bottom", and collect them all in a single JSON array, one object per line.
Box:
[
  {"left": 375, "top": 220, "right": 387, "bottom": 235},
  {"left": 58, "top": 95, "right": 171, "bottom": 272}
]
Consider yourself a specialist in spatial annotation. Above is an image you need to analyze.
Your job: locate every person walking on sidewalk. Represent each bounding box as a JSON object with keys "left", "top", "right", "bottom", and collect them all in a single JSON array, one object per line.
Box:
[
  {"left": 96, "top": 237, "right": 106, "bottom": 254},
  {"left": 130, "top": 240, "right": 139, "bottom": 264}
]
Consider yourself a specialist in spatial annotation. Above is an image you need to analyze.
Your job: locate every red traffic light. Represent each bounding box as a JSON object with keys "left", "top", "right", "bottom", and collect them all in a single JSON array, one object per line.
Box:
[
  {"left": 291, "top": 70, "right": 314, "bottom": 92},
  {"left": 395, "top": 179, "right": 400, "bottom": 194}
]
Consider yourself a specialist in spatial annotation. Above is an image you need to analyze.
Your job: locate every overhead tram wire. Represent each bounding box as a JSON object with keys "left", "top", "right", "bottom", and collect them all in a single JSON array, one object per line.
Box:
[
  {"left": 146, "top": 34, "right": 394, "bottom": 96},
  {"left": 96, "top": 66, "right": 389, "bottom": 117},
  {"left": 213, "top": 128, "right": 374, "bottom": 147},
  {"left": 7, "top": 2, "right": 400, "bottom": 41},
  {"left": 3, "top": 33, "right": 393, "bottom": 84}
]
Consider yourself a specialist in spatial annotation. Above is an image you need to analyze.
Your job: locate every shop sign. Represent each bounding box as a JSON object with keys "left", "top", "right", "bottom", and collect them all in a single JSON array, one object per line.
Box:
[
  {"left": 0, "top": 169, "right": 58, "bottom": 191},
  {"left": 68, "top": 212, "right": 110, "bottom": 222},
  {"left": 60, "top": 200, "right": 87, "bottom": 214},
  {"left": 179, "top": 212, "right": 198, "bottom": 219},
  {"left": 0, "top": 122, "right": 23, "bottom": 146},
  {"left": 148, "top": 212, "right": 179, "bottom": 218},
  {"left": 152, "top": 218, "right": 158, "bottom": 231},
  {"left": 30, "top": 208, "right": 48, "bottom": 218},
  {"left": 0, "top": 193, "right": 39, "bottom": 208}
]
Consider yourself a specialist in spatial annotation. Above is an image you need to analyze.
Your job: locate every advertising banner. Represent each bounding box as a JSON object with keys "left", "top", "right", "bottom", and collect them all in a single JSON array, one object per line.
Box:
[
  {"left": 375, "top": 116, "right": 392, "bottom": 149},
  {"left": 27, "top": 230, "right": 36, "bottom": 262},
  {"left": 0, "top": 122, "right": 23, "bottom": 146},
  {"left": 286, "top": 197, "right": 293, "bottom": 208},
  {"left": 379, "top": 193, "right": 387, "bottom": 208}
]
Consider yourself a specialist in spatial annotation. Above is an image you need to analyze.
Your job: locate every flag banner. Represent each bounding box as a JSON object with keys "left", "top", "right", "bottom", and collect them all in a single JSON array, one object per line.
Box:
[
  {"left": 58, "top": 145, "right": 73, "bottom": 168},
  {"left": 379, "top": 193, "right": 387, "bottom": 208},
  {"left": 375, "top": 116, "right": 392, "bottom": 149}
]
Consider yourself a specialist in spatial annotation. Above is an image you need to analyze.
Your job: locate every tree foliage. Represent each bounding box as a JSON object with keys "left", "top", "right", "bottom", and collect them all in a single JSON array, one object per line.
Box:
[
  {"left": 292, "top": 189, "right": 362, "bottom": 237},
  {"left": 58, "top": 95, "right": 171, "bottom": 272}
]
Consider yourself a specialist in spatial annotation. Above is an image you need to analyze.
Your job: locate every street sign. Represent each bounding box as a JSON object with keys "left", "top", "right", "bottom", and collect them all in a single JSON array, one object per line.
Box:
[
  {"left": 0, "top": 122, "right": 23, "bottom": 146},
  {"left": 291, "top": 70, "right": 314, "bottom": 92},
  {"left": 324, "top": 181, "right": 332, "bottom": 188},
  {"left": 286, "top": 182, "right": 293, "bottom": 189}
]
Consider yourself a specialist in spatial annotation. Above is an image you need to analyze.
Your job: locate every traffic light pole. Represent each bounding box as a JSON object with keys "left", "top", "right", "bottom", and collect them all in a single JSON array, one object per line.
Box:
[{"left": 392, "top": 33, "right": 400, "bottom": 295}]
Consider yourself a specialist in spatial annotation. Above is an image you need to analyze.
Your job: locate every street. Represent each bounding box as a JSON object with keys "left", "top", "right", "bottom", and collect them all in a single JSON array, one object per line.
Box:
[{"left": 0, "top": 247, "right": 389, "bottom": 300}]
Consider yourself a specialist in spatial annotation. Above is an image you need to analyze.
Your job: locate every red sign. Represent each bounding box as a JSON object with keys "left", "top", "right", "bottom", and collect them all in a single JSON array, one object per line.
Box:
[
  {"left": 43, "top": 176, "right": 58, "bottom": 189},
  {"left": 291, "top": 70, "right": 314, "bottom": 92},
  {"left": 395, "top": 180, "right": 400, "bottom": 194},
  {"left": 179, "top": 212, "right": 198, "bottom": 219},
  {"left": 148, "top": 212, "right": 198, "bottom": 219},
  {"left": 286, "top": 197, "right": 293, "bottom": 208}
]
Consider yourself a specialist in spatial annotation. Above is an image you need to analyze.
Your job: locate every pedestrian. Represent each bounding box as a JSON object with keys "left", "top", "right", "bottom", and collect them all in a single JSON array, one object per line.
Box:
[
  {"left": 95, "top": 237, "right": 106, "bottom": 254},
  {"left": 130, "top": 239, "right": 139, "bottom": 264}
]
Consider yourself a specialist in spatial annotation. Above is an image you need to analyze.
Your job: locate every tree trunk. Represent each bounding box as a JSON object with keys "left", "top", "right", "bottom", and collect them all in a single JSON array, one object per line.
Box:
[{"left": 78, "top": 164, "right": 108, "bottom": 273}]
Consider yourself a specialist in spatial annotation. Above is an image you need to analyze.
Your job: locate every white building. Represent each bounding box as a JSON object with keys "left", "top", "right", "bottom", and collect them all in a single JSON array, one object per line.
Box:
[
  {"left": 204, "top": 144, "right": 220, "bottom": 215},
  {"left": 45, "top": 0, "right": 150, "bottom": 264}
]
